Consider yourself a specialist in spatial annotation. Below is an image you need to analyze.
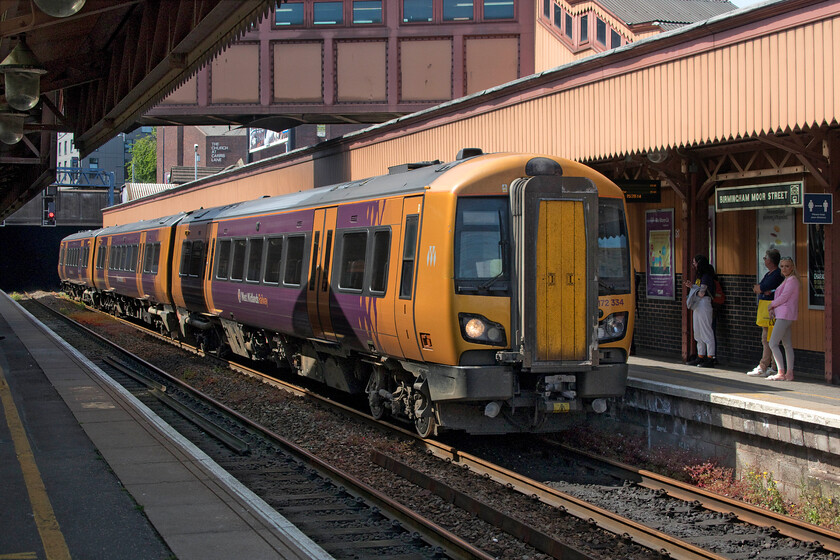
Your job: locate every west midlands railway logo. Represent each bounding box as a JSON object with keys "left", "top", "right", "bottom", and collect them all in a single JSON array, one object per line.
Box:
[{"left": 238, "top": 290, "right": 268, "bottom": 306}]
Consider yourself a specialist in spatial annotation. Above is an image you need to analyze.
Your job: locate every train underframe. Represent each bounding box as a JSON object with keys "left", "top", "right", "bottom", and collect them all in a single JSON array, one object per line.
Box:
[{"left": 61, "top": 285, "right": 627, "bottom": 436}]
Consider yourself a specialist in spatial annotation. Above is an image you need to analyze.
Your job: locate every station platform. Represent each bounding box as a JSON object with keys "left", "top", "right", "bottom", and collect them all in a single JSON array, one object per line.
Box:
[
  {"left": 0, "top": 291, "right": 332, "bottom": 560},
  {"left": 2, "top": 287, "right": 838, "bottom": 559}
]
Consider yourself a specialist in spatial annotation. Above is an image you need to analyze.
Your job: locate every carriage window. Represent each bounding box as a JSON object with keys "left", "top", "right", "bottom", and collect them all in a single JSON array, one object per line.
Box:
[
  {"left": 230, "top": 239, "right": 247, "bottom": 281},
  {"left": 151, "top": 243, "right": 160, "bottom": 274},
  {"left": 216, "top": 239, "right": 231, "bottom": 279},
  {"left": 370, "top": 230, "right": 390, "bottom": 293},
  {"left": 285, "top": 236, "right": 305, "bottom": 286},
  {"left": 246, "top": 238, "right": 264, "bottom": 282},
  {"left": 399, "top": 216, "right": 418, "bottom": 299},
  {"left": 454, "top": 197, "right": 509, "bottom": 295},
  {"left": 339, "top": 232, "right": 367, "bottom": 291},
  {"left": 264, "top": 237, "right": 283, "bottom": 284},
  {"left": 189, "top": 240, "right": 205, "bottom": 278},
  {"left": 143, "top": 243, "right": 154, "bottom": 272},
  {"left": 119, "top": 246, "right": 128, "bottom": 270},
  {"left": 129, "top": 245, "right": 138, "bottom": 272},
  {"left": 180, "top": 240, "right": 192, "bottom": 276},
  {"left": 598, "top": 198, "right": 631, "bottom": 295}
]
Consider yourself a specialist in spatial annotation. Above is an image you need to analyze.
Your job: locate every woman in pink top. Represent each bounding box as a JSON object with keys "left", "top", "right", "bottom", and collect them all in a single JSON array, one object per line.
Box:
[{"left": 766, "top": 257, "right": 800, "bottom": 381}]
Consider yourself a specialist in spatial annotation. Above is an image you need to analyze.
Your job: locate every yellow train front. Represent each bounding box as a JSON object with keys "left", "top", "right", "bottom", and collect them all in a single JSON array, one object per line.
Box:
[{"left": 376, "top": 151, "right": 633, "bottom": 435}]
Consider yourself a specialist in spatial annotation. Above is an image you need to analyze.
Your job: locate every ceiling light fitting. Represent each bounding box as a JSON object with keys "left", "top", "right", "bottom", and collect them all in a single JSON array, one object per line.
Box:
[
  {"left": 0, "top": 105, "right": 26, "bottom": 145},
  {"left": 0, "top": 38, "right": 47, "bottom": 112},
  {"left": 33, "top": 0, "right": 86, "bottom": 18}
]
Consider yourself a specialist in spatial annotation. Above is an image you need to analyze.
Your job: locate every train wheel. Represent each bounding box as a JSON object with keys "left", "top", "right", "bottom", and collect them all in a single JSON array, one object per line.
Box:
[
  {"left": 414, "top": 415, "right": 436, "bottom": 438},
  {"left": 366, "top": 366, "right": 388, "bottom": 420}
]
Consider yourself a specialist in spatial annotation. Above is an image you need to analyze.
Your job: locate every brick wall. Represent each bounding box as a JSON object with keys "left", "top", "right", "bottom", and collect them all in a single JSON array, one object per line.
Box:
[{"left": 634, "top": 273, "right": 825, "bottom": 378}]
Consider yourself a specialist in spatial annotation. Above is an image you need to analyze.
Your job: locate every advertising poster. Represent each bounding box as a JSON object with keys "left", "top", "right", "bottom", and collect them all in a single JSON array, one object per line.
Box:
[
  {"left": 646, "top": 209, "right": 674, "bottom": 300},
  {"left": 756, "top": 208, "right": 794, "bottom": 281},
  {"left": 249, "top": 128, "right": 290, "bottom": 153},
  {"left": 808, "top": 223, "right": 825, "bottom": 308}
]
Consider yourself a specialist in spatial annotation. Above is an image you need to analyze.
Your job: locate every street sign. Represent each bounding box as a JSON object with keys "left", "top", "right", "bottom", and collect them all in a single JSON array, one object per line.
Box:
[{"left": 803, "top": 193, "right": 833, "bottom": 224}]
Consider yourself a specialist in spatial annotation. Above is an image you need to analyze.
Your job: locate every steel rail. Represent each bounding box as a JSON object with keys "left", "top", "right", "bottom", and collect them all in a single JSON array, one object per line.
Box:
[
  {"left": 42, "top": 293, "right": 728, "bottom": 559},
  {"left": 544, "top": 440, "right": 840, "bottom": 555},
  {"left": 26, "top": 295, "right": 497, "bottom": 560}
]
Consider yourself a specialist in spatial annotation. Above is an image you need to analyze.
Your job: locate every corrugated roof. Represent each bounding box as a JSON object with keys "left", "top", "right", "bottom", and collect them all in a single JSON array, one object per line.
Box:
[
  {"left": 122, "top": 183, "right": 173, "bottom": 203},
  {"left": 598, "top": 0, "right": 737, "bottom": 25}
]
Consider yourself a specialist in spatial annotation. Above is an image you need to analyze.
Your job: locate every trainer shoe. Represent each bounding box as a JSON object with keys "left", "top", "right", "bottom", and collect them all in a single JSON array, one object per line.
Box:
[
  {"left": 686, "top": 356, "right": 702, "bottom": 366},
  {"left": 697, "top": 357, "right": 717, "bottom": 368},
  {"left": 747, "top": 366, "right": 767, "bottom": 377}
]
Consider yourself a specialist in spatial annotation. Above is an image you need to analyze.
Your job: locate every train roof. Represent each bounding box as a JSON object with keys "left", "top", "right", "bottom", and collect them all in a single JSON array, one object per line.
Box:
[
  {"left": 184, "top": 157, "right": 460, "bottom": 224},
  {"left": 62, "top": 212, "right": 188, "bottom": 243}
]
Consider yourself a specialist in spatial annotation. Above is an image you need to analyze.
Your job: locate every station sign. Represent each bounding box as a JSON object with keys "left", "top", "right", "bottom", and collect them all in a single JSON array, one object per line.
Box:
[
  {"left": 715, "top": 181, "right": 803, "bottom": 212},
  {"left": 617, "top": 180, "right": 661, "bottom": 203},
  {"left": 803, "top": 193, "right": 833, "bottom": 224}
]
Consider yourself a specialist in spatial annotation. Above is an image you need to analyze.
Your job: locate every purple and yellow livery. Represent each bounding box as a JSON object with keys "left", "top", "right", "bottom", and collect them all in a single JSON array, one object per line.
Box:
[{"left": 60, "top": 150, "right": 634, "bottom": 435}]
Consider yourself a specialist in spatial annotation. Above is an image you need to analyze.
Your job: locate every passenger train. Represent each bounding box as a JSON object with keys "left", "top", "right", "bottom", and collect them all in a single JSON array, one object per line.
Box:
[{"left": 58, "top": 150, "right": 634, "bottom": 436}]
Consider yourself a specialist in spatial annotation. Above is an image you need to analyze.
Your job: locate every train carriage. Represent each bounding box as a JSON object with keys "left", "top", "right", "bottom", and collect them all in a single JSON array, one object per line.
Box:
[
  {"left": 60, "top": 150, "right": 634, "bottom": 436},
  {"left": 58, "top": 230, "right": 99, "bottom": 299}
]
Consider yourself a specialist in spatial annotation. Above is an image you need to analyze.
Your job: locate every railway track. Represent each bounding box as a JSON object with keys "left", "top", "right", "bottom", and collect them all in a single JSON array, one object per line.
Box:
[{"left": 25, "top": 293, "right": 840, "bottom": 559}]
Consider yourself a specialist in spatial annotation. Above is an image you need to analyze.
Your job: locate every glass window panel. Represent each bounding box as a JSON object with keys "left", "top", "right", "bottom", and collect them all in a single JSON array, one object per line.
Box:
[
  {"left": 399, "top": 216, "right": 418, "bottom": 299},
  {"left": 264, "top": 237, "right": 283, "bottom": 284},
  {"left": 553, "top": 5, "right": 561, "bottom": 30},
  {"left": 353, "top": 1, "right": 382, "bottom": 23},
  {"left": 484, "top": 0, "right": 513, "bottom": 20},
  {"left": 314, "top": 2, "right": 343, "bottom": 24},
  {"left": 611, "top": 29, "right": 622, "bottom": 48},
  {"left": 370, "top": 230, "right": 390, "bottom": 293},
  {"left": 404, "top": 0, "right": 432, "bottom": 22},
  {"left": 180, "top": 241, "right": 192, "bottom": 275},
  {"left": 216, "top": 239, "right": 231, "bottom": 279},
  {"left": 596, "top": 18, "right": 606, "bottom": 45},
  {"left": 284, "top": 236, "right": 305, "bottom": 285},
  {"left": 230, "top": 239, "right": 247, "bottom": 281},
  {"left": 151, "top": 243, "right": 160, "bottom": 274},
  {"left": 565, "top": 13, "right": 573, "bottom": 38},
  {"left": 443, "top": 0, "right": 473, "bottom": 21},
  {"left": 339, "top": 232, "right": 367, "bottom": 290},
  {"left": 580, "top": 14, "right": 588, "bottom": 42},
  {"left": 190, "top": 240, "right": 204, "bottom": 277},
  {"left": 275, "top": 2, "right": 304, "bottom": 25},
  {"left": 543, "top": 0, "right": 550, "bottom": 18},
  {"left": 246, "top": 238, "right": 264, "bottom": 282}
]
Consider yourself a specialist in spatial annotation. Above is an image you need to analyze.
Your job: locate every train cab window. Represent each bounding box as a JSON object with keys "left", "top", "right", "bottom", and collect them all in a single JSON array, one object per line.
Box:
[
  {"left": 399, "top": 215, "right": 419, "bottom": 299},
  {"left": 216, "top": 239, "right": 231, "bottom": 279},
  {"left": 189, "top": 241, "right": 205, "bottom": 278},
  {"left": 597, "top": 199, "right": 631, "bottom": 295},
  {"left": 370, "top": 230, "right": 390, "bottom": 294},
  {"left": 339, "top": 232, "right": 367, "bottom": 291},
  {"left": 264, "top": 237, "right": 283, "bottom": 284},
  {"left": 230, "top": 239, "right": 247, "bottom": 281},
  {"left": 284, "top": 236, "right": 305, "bottom": 286},
  {"left": 246, "top": 238, "right": 264, "bottom": 282},
  {"left": 454, "top": 197, "right": 510, "bottom": 295}
]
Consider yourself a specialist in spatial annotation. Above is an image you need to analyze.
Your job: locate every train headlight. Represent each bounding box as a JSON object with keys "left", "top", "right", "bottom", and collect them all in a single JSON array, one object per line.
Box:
[
  {"left": 459, "top": 313, "right": 507, "bottom": 346},
  {"left": 598, "top": 312, "right": 628, "bottom": 343}
]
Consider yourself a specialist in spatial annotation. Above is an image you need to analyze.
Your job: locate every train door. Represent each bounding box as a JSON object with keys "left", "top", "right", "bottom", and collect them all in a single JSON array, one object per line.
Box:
[
  {"left": 137, "top": 232, "right": 148, "bottom": 298},
  {"left": 511, "top": 176, "right": 598, "bottom": 368},
  {"left": 393, "top": 196, "right": 424, "bottom": 361},
  {"left": 307, "top": 206, "right": 338, "bottom": 341},
  {"left": 203, "top": 222, "right": 219, "bottom": 314}
]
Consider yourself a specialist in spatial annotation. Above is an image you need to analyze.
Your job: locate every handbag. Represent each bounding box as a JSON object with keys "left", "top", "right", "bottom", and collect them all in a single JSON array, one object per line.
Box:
[
  {"left": 756, "top": 299, "right": 772, "bottom": 327},
  {"left": 686, "top": 284, "right": 702, "bottom": 310}
]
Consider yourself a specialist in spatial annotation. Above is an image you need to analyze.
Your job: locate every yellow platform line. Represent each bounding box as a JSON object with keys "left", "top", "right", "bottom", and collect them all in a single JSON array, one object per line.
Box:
[{"left": 0, "top": 365, "right": 72, "bottom": 560}]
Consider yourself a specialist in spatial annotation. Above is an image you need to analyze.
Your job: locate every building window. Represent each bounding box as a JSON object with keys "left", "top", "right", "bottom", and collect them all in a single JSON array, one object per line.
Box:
[
  {"left": 275, "top": 2, "right": 304, "bottom": 25},
  {"left": 443, "top": 0, "right": 473, "bottom": 21},
  {"left": 552, "top": 5, "right": 562, "bottom": 31},
  {"left": 404, "top": 0, "right": 432, "bottom": 22},
  {"left": 565, "top": 13, "right": 573, "bottom": 39},
  {"left": 611, "top": 29, "right": 622, "bottom": 48},
  {"left": 484, "top": 0, "right": 513, "bottom": 20},
  {"left": 543, "top": 0, "right": 550, "bottom": 19},
  {"left": 314, "top": 2, "right": 343, "bottom": 24},
  {"left": 580, "top": 14, "right": 588, "bottom": 42},
  {"left": 596, "top": 18, "right": 606, "bottom": 45},
  {"left": 89, "top": 158, "right": 98, "bottom": 169},
  {"left": 353, "top": 1, "right": 382, "bottom": 23}
]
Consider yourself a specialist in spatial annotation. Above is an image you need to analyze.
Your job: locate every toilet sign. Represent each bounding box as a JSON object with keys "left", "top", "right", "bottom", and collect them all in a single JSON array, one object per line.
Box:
[{"left": 803, "top": 193, "right": 833, "bottom": 224}]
